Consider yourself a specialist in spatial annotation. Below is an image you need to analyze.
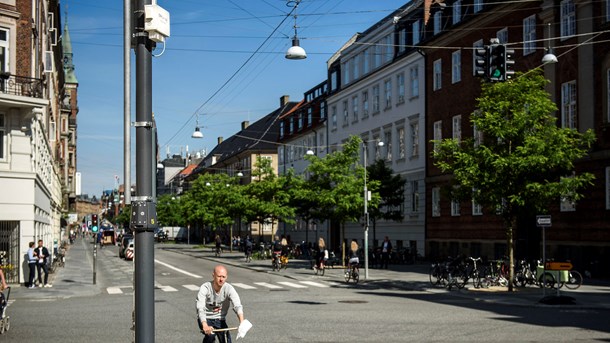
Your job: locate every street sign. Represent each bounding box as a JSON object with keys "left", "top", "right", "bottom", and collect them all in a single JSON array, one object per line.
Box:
[
  {"left": 536, "top": 215, "right": 551, "bottom": 227},
  {"left": 545, "top": 262, "right": 572, "bottom": 270}
]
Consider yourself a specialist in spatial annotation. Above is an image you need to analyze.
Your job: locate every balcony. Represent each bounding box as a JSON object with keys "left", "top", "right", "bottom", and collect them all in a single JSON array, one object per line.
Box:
[{"left": 0, "top": 72, "right": 44, "bottom": 99}]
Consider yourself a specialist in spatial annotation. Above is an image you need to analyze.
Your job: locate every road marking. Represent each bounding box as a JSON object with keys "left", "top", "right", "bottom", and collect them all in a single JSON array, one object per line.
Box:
[
  {"left": 324, "top": 281, "right": 344, "bottom": 287},
  {"left": 233, "top": 283, "right": 256, "bottom": 290},
  {"left": 278, "top": 281, "right": 307, "bottom": 288},
  {"left": 183, "top": 284, "right": 200, "bottom": 291},
  {"left": 154, "top": 259, "right": 203, "bottom": 278},
  {"left": 107, "top": 287, "right": 125, "bottom": 294},
  {"left": 300, "top": 281, "right": 329, "bottom": 288},
  {"left": 254, "top": 282, "right": 283, "bottom": 289},
  {"left": 157, "top": 285, "right": 177, "bottom": 292}
]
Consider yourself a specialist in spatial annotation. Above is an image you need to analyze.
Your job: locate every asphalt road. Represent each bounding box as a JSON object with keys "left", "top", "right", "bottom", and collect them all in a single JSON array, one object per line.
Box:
[{"left": 3, "top": 238, "right": 609, "bottom": 342}]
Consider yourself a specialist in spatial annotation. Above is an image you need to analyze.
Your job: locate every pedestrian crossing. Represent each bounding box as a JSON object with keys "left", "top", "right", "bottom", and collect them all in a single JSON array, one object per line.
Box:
[{"left": 105, "top": 280, "right": 331, "bottom": 295}]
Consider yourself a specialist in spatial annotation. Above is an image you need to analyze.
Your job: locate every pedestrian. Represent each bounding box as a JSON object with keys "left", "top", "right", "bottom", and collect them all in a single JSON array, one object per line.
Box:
[
  {"left": 381, "top": 236, "right": 392, "bottom": 269},
  {"left": 34, "top": 239, "right": 51, "bottom": 287},
  {"left": 0, "top": 267, "right": 8, "bottom": 290},
  {"left": 27, "top": 241, "right": 37, "bottom": 288},
  {"left": 196, "top": 265, "right": 247, "bottom": 343}
]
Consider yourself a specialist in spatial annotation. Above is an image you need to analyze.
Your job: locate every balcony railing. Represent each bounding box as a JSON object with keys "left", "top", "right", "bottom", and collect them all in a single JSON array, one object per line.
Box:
[{"left": 0, "top": 72, "right": 44, "bottom": 99}]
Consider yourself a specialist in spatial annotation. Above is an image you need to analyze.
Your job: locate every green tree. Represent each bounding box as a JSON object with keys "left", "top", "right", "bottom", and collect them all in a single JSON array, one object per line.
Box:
[
  {"left": 432, "top": 71, "right": 595, "bottom": 291},
  {"left": 305, "top": 136, "right": 380, "bottom": 259},
  {"left": 156, "top": 194, "right": 186, "bottom": 227},
  {"left": 242, "top": 156, "right": 295, "bottom": 240},
  {"left": 367, "top": 159, "right": 406, "bottom": 243}
]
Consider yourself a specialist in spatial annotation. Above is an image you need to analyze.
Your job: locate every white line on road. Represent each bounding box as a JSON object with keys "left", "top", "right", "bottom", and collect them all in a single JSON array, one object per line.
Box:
[
  {"left": 154, "top": 259, "right": 203, "bottom": 278},
  {"left": 183, "top": 284, "right": 201, "bottom": 291},
  {"left": 299, "top": 281, "right": 329, "bottom": 288},
  {"left": 254, "top": 282, "right": 283, "bottom": 289},
  {"left": 278, "top": 281, "right": 307, "bottom": 288},
  {"left": 157, "top": 285, "right": 178, "bottom": 292},
  {"left": 233, "top": 283, "right": 257, "bottom": 290}
]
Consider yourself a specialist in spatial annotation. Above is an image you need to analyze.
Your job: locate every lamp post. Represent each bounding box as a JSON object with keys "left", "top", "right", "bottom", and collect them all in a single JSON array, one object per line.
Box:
[{"left": 363, "top": 140, "right": 383, "bottom": 280}]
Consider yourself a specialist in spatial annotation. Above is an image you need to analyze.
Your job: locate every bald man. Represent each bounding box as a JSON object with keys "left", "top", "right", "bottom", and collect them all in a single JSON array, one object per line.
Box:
[{"left": 196, "top": 265, "right": 244, "bottom": 343}]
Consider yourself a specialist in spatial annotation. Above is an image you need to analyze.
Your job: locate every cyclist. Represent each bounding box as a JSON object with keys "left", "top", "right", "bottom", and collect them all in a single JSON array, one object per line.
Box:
[
  {"left": 314, "top": 237, "right": 328, "bottom": 271},
  {"left": 244, "top": 237, "right": 253, "bottom": 263},
  {"left": 215, "top": 235, "right": 222, "bottom": 256},
  {"left": 280, "top": 238, "right": 289, "bottom": 268},
  {"left": 271, "top": 236, "right": 282, "bottom": 268},
  {"left": 348, "top": 240, "right": 359, "bottom": 273}
]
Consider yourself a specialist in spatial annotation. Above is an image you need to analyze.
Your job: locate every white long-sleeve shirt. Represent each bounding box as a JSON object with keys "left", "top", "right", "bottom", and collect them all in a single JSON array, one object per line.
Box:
[{"left": 196, "top": 282, "right": 243, "bottom": 321}]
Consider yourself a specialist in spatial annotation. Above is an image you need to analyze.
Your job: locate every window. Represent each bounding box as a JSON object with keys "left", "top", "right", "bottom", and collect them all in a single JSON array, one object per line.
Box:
[
  {"left": 452, "top": 50, "right": 461, "bottom": 84},
  {"left": 363, "top": 48, "right": 370, "bottom": 74},
  {"left": 280, "top": 121, "right": 284, "bottom": 138},
  {"left": 330, "top": 71, "right": 339, "bottom": 92},
  {"left": 433, "top": 59, "right": 442, "bottom": 91},
  {"left": 411, "top": 181, "right": 420, "bottom": 213},
  {"left": 473, "top": 121, "right": 483, "bottom": 146},
  {"left": 374, "top": 42, "right": 382, "bottom": 68},
  {"left": 50, "top": 120, "right": 56, "bottom": 142},
  {"left": 384, "top": 79, "right": 392, "bottom": 109},
  {"left": 433, "top": 120, "right": 442, "bottom": 152},
  {"left": 352, "top": 96, "right": 359, "bottom": 123},
  {"left": 474, "top": 0, "right": 483, "bottom": 13},
  {"left": 320, "top": 101, "right": 326, "bottom": 120},
  {"left": 523, "top": 15, "right": 536, "bottom": 55},
  {"left": 0, "top": 113, "right": 5, "bottom": 160},
  {"left": 398, "top": 127, "right": 406, "bottom": 159},
  {"left": 374, "top": 136, "right": 382, "bottom": 160},
  {"left": 561, "top": 0, "right": 576, "bottom": 38},
  {"left": 410, "top": 121, "right": 419, "bottom": 157},
  {"left": 343, "top": 60, "right": 351, "bottom": 85},
  {"left": 385, "top": 131, "right": 392, "bottom": 161},
  {"left": 342, "top": 100, "right": 349, "bottom": 126},
  {"left": 432, "top": 187, "right": 441, "bottom": 217},
  {"left": 452, "top": 115, "right": 462, "bottom": 142},
  {"left": 453, "top": 0, "right": 462, "bottom": 25},
  {"left": 372, "top": 85, "right": 380, "bottom": 113},
  {"left": 307, "top": 108, "right": 313, "bottom": 126},
  {"left": 451, "top": 197, "right": 461, "bottom": 216},
  {"left": 362, "top": 91, "right": 369, "bottom": 118},
  {"left": 398, "top": 28, "right": 407, "bottom": 53},
  {"left": 384, "top": 35, "right": 393, "bottom": 63},
  {"left": 353, "top": 53, "right": 360, "bottom": 80},
  {"left": 412, "top": 20, "right": 420, "bottom": 45},
  {"left": 472, "top": 199, "right": 483, "bottom": 215},
  {"left": 298, "top": 112, "right": 303, "bottom": 130},
  {"left": 331, "top": 106, "right": 337, "bottom": 130},
  {"left": 410, "top": 66, "right": 419, "bottom": 98},
  {"left": 497, "top": 28, "right": 508, "bottom": 44},
  {"left": 433, "top": 11, "right": 442, "bottom": 35},
  {"left": 0, "top": 29, "right": 9, "bottom": 73},
  {"left": 561, "top": 81, "right": 577, "bottom": 129},
  {"left": 397, "top": 73, "right": 405, "bottom": 103},
  {"left": 289, "top": 117, "right": 294, "bottom": 134}
]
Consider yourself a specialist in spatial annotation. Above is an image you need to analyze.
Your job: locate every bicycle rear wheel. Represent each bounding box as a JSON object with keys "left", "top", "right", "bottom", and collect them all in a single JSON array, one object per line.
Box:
[
  {"left": 344, "top": 268, "right": 351, "bottom": 282},
  {"left": 539, "top": 272, "right": 556, "bottom": 289},
  {"left": 352, "top": 270, "right": 359, "bottom": 284},
  {"left": 563, "top": 270, "right": 583, "bottom": 290},
  {"left": 429, "top": 265, "right": 441, "bottom": 286}
]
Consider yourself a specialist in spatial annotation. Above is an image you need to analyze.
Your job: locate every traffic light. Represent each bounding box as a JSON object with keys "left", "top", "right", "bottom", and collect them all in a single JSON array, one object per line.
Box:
[
  {"left": 474, "top": 46, "right": 489, "bottom": 79},
  {"left": 92, "top": 214, "right": 98, "bottom": 233},
  {"left": 504, "top": 46, "right": 515, "bottom": 80},
  {"left": 488, "top": 44, "right": 504, "bottom": 82}
]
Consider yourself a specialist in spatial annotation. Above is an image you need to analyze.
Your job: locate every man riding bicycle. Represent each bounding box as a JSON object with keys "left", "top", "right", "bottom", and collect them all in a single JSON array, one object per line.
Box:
[{"left": 271, "top": 236, "right": 282, "bottom": 268}]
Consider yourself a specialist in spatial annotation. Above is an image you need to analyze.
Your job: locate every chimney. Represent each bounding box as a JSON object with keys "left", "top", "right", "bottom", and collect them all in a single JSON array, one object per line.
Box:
[
  {"left": 241, "top": 121, "right": 249, "bottom": 130},
  {"left": 218, "top": 136, "right": 223, "bottom": 145},
  {"left": 280, "top": 95, "right": 290, "bottom": 107}
]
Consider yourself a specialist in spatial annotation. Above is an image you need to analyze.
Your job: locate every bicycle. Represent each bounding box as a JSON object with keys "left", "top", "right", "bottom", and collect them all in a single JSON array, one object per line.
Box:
[
  {"left": 344, "top": 262, "right": 359, "bottom": 284},
  {"left": 562, "top": 270, "right": 583, "bottom": 290},
  {"left": 280, "top": 255, "right": 288, "bottom": 270},
  {"left": 313, "top": 259, "right": 325, "bottom": 276},
  {"left": 214, "top": 246, "right": 222, "bottom": 257},
  {"left": 271, "top": 252, "right": 281, "bottom": 272},
  {"left": 467, "top": 257, "right": 483, "bottom": 289}
]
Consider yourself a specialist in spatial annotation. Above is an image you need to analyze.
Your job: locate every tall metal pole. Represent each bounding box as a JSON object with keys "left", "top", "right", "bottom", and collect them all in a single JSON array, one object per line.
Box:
[
  {"left": 124, "top": 0, "right": 132, "bottom": 206},
  {"left": 363, "top": 142, "right": 369, "bottom": 280},
  {"left": 133, "top": 0, "right": 156, "bottom": 341}
]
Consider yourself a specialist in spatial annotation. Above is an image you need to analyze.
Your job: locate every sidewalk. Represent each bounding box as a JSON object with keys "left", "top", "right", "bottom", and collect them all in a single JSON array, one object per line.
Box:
[
  {"left": 10, "top": 237, "right": 103, "bottom": 300},
  {"left": 164, "top": 244, "right": 610, "bottom": 310}
]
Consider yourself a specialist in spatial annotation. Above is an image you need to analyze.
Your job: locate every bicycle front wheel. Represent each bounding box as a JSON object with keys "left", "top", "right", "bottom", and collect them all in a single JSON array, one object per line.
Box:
[
  {"left": 344, "top": 268, "right": 351, "bottom": 282},
  {"left": 563, "top": 270, "right": 583, "bottom": 290}
]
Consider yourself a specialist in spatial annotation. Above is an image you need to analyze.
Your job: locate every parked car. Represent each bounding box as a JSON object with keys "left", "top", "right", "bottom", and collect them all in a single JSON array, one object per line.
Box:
[
  {"left": 119, "top": 234, "right": 133, "bottom": 259},
  {"left": 154, "top": 228, "right": 168, "bottom": 242},
  {"left": 124, "top": 240, "right": 135, "bottom": 261}
]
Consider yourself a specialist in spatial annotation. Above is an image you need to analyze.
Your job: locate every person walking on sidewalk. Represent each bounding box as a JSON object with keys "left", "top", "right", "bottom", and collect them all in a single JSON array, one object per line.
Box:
[
  {"left": 380, "top": 236, "right": 392, "bottom": 269},
  {"left": 26, "top": 241, "right": 37, "bottom": 288},
  {"left": 34, "top": 240, "right": 51, "bottom": 287}
]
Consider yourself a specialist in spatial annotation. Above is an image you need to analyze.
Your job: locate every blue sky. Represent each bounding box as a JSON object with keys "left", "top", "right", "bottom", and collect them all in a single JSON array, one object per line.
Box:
[{"left": 69, "top": 0, "right": 407, "bottom": 196}]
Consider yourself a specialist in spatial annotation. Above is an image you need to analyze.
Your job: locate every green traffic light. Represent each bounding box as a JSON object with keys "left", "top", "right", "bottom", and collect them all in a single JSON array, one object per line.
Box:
[
  {"left": 491, "top": 68, "right": 501, "bottom": 78},
  {"left": 92, "top": 226, "right": 98, "bottom": 233}
]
